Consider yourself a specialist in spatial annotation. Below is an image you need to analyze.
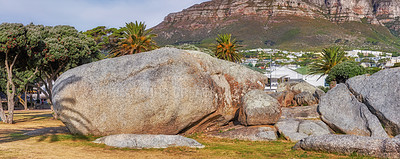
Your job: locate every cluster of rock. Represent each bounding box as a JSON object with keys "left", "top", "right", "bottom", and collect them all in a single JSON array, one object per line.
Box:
[
  {"left": 52, "top": 47, "right": 400, "bottom": 157},
  {"left": 270, "top": 82, "right": 325, "bottom": 107},
  {"left": 296, "top": 68, "right": 400, "bottom": 158}
]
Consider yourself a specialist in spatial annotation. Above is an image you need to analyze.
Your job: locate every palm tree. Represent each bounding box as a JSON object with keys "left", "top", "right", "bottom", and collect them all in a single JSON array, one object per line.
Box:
[
  {"left": 309, "top": 46, "right": 347, "bottom": 79},
  {"left": 110, "top": 21, "right": 157, "bottom": 57},
  {"left": 214, "top": 34, "right": 241, "bottom": 62}
]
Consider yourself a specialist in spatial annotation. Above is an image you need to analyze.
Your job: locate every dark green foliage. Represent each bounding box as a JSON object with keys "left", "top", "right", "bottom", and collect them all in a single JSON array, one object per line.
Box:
[
  {"left": 309, "top": 47, "right": 347, "bottom": 78},
  {"left": 366, "top": 67, "right": 382, "bottom": 74},
  {"left": 317, "top": 86, "right": 330, "bottom": 93},
  {"left": 83, "top": 26, "right": 125, "bottom": 54},
  {"left": 214, "top": 34, "right": 241, "bottom": 62},
  {"left": 326, "top": 61, "right": 366, "bottom": 84},
  {"left": 393, "top": 63, "right": 400, "bottom": 68},
  {"left": 111, "top": 21, "right": 157, "bottom": 57}
]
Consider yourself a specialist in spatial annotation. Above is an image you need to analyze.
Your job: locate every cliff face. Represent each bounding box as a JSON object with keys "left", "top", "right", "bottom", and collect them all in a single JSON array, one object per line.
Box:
[{"left": 152, "top": 0, "right": 400, "bottom": 50}]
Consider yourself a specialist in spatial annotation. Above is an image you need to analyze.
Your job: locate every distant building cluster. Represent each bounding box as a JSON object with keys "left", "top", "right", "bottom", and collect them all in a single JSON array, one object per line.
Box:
[{"left": 241, "top": 48, "right": 399, "bottom": 92}]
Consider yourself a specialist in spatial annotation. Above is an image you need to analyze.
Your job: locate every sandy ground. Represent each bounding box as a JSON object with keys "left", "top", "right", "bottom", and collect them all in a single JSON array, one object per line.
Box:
[{"left": 0, "top": 110, "right": 199, "bottom": 159}]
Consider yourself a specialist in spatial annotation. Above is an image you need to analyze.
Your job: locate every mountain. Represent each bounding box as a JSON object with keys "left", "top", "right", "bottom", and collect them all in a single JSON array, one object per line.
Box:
[{"left": 152, "top": 0, "right": 400, "bottom": 51}]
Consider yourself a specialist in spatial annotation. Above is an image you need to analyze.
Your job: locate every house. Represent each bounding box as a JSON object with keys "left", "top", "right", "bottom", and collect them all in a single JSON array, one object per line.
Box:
[
  {"left": 264, "top": 66, "right": 327, "bottom": 92},
  {"left": 264, "top": 66, "right": 304, "bottom": 92}
]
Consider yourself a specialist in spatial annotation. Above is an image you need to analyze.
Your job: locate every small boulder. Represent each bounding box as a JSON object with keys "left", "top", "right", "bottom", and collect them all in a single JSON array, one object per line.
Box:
[
  {"left": 295, "top": 92, "right": 317, "bottom": 106},
  {"left": 275, "top": 119, "right": 330, "bottom": 142},
  {"left": 209, "top": 126, "right": 277, "bottom": 141},
  {"left": 93, "top": 134, "right": 205, "bottom": 149},
  {"left": 298, "top": 120, "right": 331, "bottom": 136},
  {"left": 294, "top": 134, "right": 400, "bottom": 158},
  {"left": 238, "top": 90, "right": 281, "bottom": 126}
]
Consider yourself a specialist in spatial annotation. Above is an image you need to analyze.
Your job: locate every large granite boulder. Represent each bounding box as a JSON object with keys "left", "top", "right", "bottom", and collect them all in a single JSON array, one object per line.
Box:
[
  {"left": 273, "top": 81, "right": 325, "bottom": 107},
  {"left": 93, "top": 134, "right": 204, "bottom": 149},
  {"left": 238, "top": 90, "right": 281, "bottom": 126},
  {"left": 294, "top": 134, "right": 400, "bottom": 158},
  {"left": 52, "top": 48, "right": 266, "bottom": 136},
  {"left": 346, "top": 68, "right": 400, "bottom": 136},
  {"left": 318, "top": 84, "right": 388, "bottom": 138}
]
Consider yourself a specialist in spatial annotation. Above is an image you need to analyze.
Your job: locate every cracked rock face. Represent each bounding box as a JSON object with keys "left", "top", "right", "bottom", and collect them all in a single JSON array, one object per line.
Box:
[
  {"left": 318, "top": 84, "right": 388, "bottom": 137},
  {"left": 52, "top": 48, "right": 266, "bottom": 136},
  {"left": 346, "top": 68, "right": 400, "bottom": 136},
  {"left": 318, "top": 68, "right": 400, "bottom": 137}
]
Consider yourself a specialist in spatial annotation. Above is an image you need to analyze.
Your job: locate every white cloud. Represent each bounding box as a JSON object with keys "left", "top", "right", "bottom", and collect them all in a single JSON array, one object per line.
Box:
[{"left": 0, "top": 0, "right": 208, "bottom": 31}]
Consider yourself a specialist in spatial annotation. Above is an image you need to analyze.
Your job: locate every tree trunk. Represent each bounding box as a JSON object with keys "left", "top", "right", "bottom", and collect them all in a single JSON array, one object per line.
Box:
[
  {"left": 23, "top": 86, "right": 28, "bottom": 110},
  {"left": 30, "top": 88, "right": 34, "bottom": 110},
  {"left": 46, "top": 78, "right": 58, "bottom": 119},
  {"left": 5, "top": 66, "right": 15, "bottom": 124}
]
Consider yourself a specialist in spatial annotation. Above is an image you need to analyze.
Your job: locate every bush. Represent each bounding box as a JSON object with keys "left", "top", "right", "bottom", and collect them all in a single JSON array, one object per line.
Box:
[{"left": 326, "top": 61, "right": 366, "bottom": 84}]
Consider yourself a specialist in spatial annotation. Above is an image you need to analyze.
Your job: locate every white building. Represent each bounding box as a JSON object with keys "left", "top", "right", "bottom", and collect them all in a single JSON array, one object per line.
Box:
[{"left": 264, "top": 66, "right": 327, "bottom": 91}]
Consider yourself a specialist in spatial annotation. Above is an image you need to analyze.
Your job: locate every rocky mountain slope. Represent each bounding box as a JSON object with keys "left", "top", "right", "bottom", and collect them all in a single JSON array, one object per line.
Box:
[{"left": 152, "top": 0, "right": 400, "bottom": 51}]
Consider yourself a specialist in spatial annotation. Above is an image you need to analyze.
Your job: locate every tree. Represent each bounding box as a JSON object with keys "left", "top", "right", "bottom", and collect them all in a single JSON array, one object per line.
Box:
[
  {"left": 0, "top": 23, "right": 43, "bottom": 123},
  {"left": 83, "top": 26, "right": 125, "bottom": 54},
  {"left": 214, "top": 34, "right": 241, "bottom": 62},
  {"left": 326, "top": 61, "right": 366, "bottom": 84},
  {"left": 110, "top": 21, "right": 157, "bottom": 57},
  {"left": 309, "top": 47, "right": 347, "bottom": 79},
  {"left": 29, "top": 25, "right": 99, "bottom": 119}
]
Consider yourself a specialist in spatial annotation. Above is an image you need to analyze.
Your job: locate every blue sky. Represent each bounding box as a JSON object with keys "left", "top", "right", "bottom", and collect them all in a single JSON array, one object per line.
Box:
[{"left": 0, "top": 0, "right": 208, "bottom": 31}]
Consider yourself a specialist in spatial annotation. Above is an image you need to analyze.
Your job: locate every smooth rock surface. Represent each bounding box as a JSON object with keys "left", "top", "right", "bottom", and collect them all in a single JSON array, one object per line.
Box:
[
  {"left": 318, "top": 84, "right": 388, "bottom": 137},
  {"left": 209, "top": 126, "right": 277, "bottom": 141},
  {"left": 52, "top": 48, "right": 266, "bottom": 135},
  {"left": 239, "top": 90, "right": 281, "bottom": 126},
  {"left": 275, "top": 119, "right": 330, "bottom": 142},
  {"left": 298, "top": 120, "right": 331, "bottom": 136},
  {"left": 93, "top": 134, "right": 205, "bottom": 149},
  {"left": 294, "top": 134, "right": 400, "bottom": 158},
  {"left": 346, "top": 68, "right": 400, "bottom": 136}
]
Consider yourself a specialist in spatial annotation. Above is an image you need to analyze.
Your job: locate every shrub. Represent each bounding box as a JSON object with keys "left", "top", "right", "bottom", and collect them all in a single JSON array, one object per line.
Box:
[{"left": 326, "top": 61, "right": 366, "bottom": 84}]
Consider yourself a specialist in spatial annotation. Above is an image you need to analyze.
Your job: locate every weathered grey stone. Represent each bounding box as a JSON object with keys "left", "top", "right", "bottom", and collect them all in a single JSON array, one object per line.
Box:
[
  {"left": 209, "top": 126, "right": 277, "bottom": 141},
  {"left": 293, "top": 134, "right": 400, "bottom": 158},
  {"left": 318, "top": 84, "right": 387, "bottom": 137},
  {"left": 275, "top": 119, "right": 308, "bottom": 142},
  {"left": 360, "top": 106, "right": 389, "bottom": 138},
  {"left": 281, "top": 105, "right": 319, "bottom": 120},
  {"left": 295, "top": 92, "right": 317, "bottom": 106},
  {"left": 93, "top": 134, "right": 204, "bottom": 149},
  {"left": 239, "top": 90, "right": 281, "bottom": 126},
  {"left": 346, "top": 68, "right": 400, "bottom": 136},
  {"left": 52, "top": 48, "right": 266, "bottom": 136},
  {"left": 298, "top": 120, "right": 331, "bottom": 136}
]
